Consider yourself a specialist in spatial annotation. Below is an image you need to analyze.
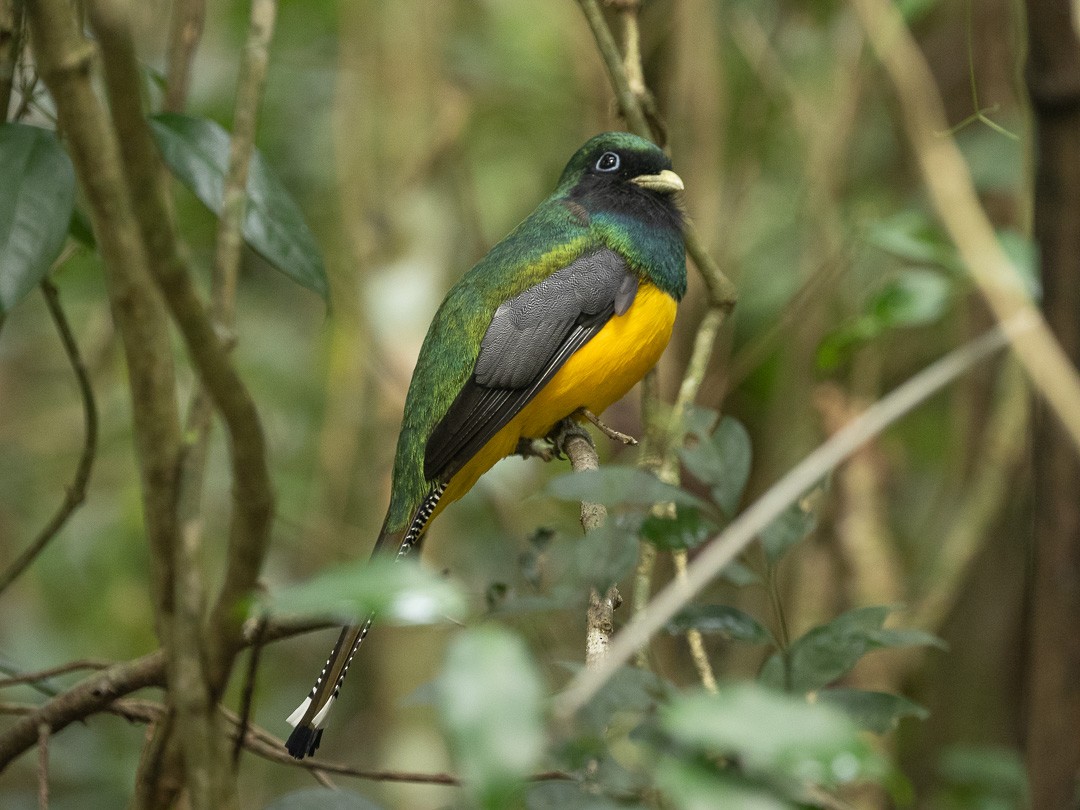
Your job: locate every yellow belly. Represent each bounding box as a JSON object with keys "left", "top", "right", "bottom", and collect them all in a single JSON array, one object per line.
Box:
[{"left": 433, "top": 281, "right": 678, "bottom": 517}]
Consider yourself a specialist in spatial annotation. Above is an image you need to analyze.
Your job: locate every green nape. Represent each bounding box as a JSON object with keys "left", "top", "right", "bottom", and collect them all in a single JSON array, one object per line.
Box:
[{"left": 382, "top": 132, "right": 687, "bottom": 533}]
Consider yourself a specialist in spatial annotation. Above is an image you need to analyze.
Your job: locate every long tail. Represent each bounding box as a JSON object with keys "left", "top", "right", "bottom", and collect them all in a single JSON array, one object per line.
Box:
[
  {"left": 284, "top": 483, "right": 446, "bottom": 759},
  {"left": 284, "top": 618, "right": 374, "bottom": 758}
]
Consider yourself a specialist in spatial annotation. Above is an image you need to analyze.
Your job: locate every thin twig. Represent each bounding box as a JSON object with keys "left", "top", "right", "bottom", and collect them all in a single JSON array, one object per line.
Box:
[
  {"left": 0, "top": 616, "right": 328, "bottom": 772},
  {"left": 552, "top": 317, "right": 1029, "bottom": 721},
  {"left": 850, "top": 0, "right": 1080, "bottom": 450},
  {"left": 0, "top": 659, "right": 111, "bottom": 690},
  {"left": 163, "top": 0, "right": 204, "bottom": 113},
  {"left": 36, "top": 723, "right": 48, "bottom": 810},
  {"left": 232, "top": 615, "right": 267, "bottom": 767},
  {"left": 0, "top": 281, "right": 98, "bottom": 597},
  {"left": 576, "top": 0, "right": 732, "bottom": 691}
]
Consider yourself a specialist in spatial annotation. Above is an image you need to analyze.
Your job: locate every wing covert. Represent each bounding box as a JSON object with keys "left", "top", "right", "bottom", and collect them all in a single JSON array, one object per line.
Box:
[{"left": 424, "top": 248, "right": 637, "bottom": 481}]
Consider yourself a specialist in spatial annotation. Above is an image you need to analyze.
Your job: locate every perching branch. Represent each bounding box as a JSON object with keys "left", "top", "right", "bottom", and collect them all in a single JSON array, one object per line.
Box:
[
  {"left": 556, "top": 418, "right": 621, "bottom": 668},
  {"left": 552, "top": 317, "right": 1029, "bottom": 722},
  {"left": 576, "top": 0, "right": 732, "bottom": 689},
  {"left": 0, "top": 281, "right": 98, "bottom": 598}
]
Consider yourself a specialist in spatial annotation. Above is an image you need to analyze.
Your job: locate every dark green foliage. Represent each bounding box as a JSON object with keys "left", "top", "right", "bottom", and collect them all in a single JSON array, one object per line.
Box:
[
  {"left": 640, "top": 506, "right": 716, "bottom": 550},
  {"left": 148, "top": 113, "right": 329, "bottom": 300},
  {"left": 679, "top": 412, "right": 753, "bottom": 518},
  {"left": 268, "top": 556, "right": 467, "bottom": 625},
  {"left": 933, "top": 746, "right": 1030, "bottom": 809},
  {"left": 758, "top": 606, "right": 945, "bottom": 693},
  {"left": 818, "top": 689, "right": 929, "bottom": 734},
  {"left": 437, "top": 626, "right": 546, "bottom": 810},
  {"left": 665, "top": 604, "right": 774, "bottom": 644},
  {"left": 0, "top": 123, "right": 75, "bottom": 313}
]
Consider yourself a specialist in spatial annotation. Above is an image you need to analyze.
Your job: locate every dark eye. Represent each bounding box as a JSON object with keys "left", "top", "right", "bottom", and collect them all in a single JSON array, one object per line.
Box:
[{"left": 595, "top": 151, "right": 620, "bottom": 172}]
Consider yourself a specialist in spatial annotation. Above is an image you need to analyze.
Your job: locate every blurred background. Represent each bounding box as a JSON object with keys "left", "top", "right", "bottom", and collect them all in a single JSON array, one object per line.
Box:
[{"left": 0, "top": 0, "right": 1030, "bottom": 806}]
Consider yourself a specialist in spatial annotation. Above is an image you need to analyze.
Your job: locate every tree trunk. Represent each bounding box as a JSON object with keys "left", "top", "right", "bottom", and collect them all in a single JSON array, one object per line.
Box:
[{"left": 1024, "top": 1, "right": 1080, "bottom": 806}]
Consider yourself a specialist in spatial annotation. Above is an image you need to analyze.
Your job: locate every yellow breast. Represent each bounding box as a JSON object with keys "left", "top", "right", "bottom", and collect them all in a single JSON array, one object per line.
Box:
[{"left": 435, "top": 281, "right": 678, "bottom": 514}]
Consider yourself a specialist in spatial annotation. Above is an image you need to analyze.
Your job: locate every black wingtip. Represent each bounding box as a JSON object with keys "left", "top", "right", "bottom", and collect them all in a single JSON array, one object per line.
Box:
[{"left": 285, "top": 725, "right": 323, "bottom": 759}]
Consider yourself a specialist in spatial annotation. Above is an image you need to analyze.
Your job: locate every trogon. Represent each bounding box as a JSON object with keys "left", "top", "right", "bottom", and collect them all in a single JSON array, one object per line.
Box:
[{"left": 286, "top": 131, "right": 687, "bottom": 758}]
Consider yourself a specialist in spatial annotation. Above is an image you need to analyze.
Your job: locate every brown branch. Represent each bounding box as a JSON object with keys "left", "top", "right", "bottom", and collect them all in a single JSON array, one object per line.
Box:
[
  {"left": 0, "top": 659, "right": 111, "bottom": 690},
  {"left": 86, "top": 0, "right": 275, "bottom": 701},
  {"left": 0, "top": 617, "right": 328, "bottom": 773},
  {"left": 556, "top": 418, "right": 622, "bottom": 668},
  {"left": 0, "top": 281, "right": 98, "bottom": 597},
  {"left": 0, "top": 650, "right": 167, "bottom": 772},
  {"left": 36, "top": 722, "right": 48, "bottom": 810},
  {"left": 163, "top": 0, "right": 204, "bottom": 113},
  {"left": 25, "top": 0, "right": 183, "bottom": 657}
]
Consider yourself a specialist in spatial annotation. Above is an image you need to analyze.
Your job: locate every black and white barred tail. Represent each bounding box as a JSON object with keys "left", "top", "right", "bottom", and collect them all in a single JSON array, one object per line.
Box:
[{"left": 284, "top": 483, "right": 446, "bottom": 759}]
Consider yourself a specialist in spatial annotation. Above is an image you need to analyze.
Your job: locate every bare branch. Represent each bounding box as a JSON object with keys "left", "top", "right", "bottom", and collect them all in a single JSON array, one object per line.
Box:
[
  {"left": 163, "top": 0, "right": 205, "bottom": 113},
  {"left": 553, "top": 318, "right": 1027, "bottom": 721},
  {"left": 0, "top": 282, "right": 98, "bottom": 597},
  {"left": 86, "top": 0, "right": 275, "bottom": 701},
  {"left": 25, "top": 0, "right": 184, "bottom": 654},
  {"left": 36, "top": 722, "right": 48, "bottom": 810},
  {"left": 0, "top": 659, "right": 111, "bottom": 690}
]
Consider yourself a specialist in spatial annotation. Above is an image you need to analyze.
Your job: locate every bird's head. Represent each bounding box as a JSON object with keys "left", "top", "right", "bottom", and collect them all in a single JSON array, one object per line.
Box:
[{"left": 556, "top": 132, "right": 684, "bottom": 231}]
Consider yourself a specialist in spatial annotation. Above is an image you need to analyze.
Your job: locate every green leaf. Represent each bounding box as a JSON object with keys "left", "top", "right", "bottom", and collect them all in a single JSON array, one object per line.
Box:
[
  {"left": 268, "top": 557, "right": 467, "bottom": 625},
  {"left": 640, "top": 507, "right": 716, "bottom": 550},
  {"left": 569, "top": 517, "right": 641, "bottom": 590},
  {"left": 866, "top": 626, "right": 947, "bottom": 651},
  {"left": 818, "top": 688, "right": 929, "bottom": 734},
  {"left": 654, "top": 757, "right": 794, "bottom": 810},
  {"left": 262, "top": 788, "right": 384, "bottom": 810},
  {"left": 679, "top": 416, "right": 752, "bottom": 517},
  {"left": 546, "top": 467, "right": 707, "bottom": 510},
  {"left": 526, "top": 781, "right": 640, "bottom": 810},
  {"left": 720, "top": 560, "right": 763, "bottom": 587},
  {"left": 935, "top": 745, "right": 1029, "bottom": 807},
  {"left": 759, "top": 606, "right": 941, "bottom": 693},
  {"left": 759, "top": 605, "right": 889, "bottom": 691},
  {"left": 868, "top": 269, "right": 952, "bottom": 328},
  {"left": 661, "top": 683, "right": 879, "bottom": 788},
  {"left": 0, "top": 124, "right": 75, "bottom": 314},
  {"left": 438, "top": 626, "right": 546, "bottom": 809},
  {"left": 817, "top": 268, "right": 953, "bottom": 371},
  {"left": 864, "top": 211, "right": 959, "bottom": 271},
  {"left": 760, "top": 499, "right": 817, "bottom": 563},
  {"left": 665, "top": 605, "right": 773, "bottom": 644},
  {"left": 148, "top": 113, "right": 328, "bottom": 300},
  {"left": 579, "top": 666, "right": 676, "bottom": 736}
]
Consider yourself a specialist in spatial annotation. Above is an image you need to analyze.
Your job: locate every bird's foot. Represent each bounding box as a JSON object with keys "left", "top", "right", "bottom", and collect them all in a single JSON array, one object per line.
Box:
[
  {"left": 575, "top": 408, "right": 638, "bottom": 446},
  {"left": 516, "top": 436, "right": 557, "bottom": 462},
  {"left": 550, "top": 417, "right": 594, "bottom": 460}
]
